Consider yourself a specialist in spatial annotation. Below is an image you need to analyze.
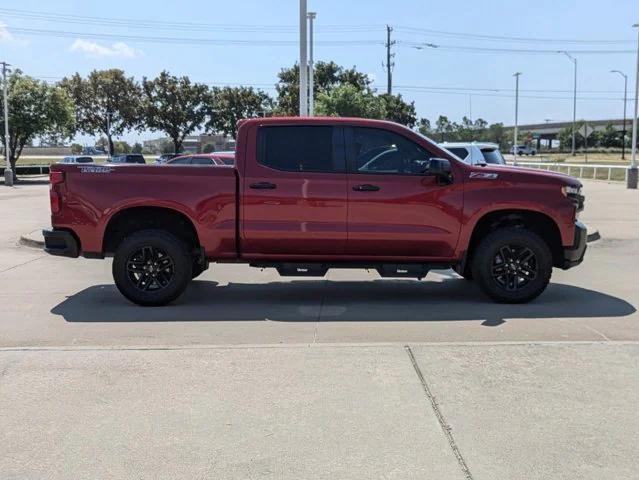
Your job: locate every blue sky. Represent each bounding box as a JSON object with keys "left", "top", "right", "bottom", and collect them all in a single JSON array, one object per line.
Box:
[{"left": 0, "top": 0, "right": 637, "bottom": 143}]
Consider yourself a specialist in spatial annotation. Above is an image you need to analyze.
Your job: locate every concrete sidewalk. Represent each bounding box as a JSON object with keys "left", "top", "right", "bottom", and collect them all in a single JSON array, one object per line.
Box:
[{"left": 2, "top": 342, "right": 637, "bottom": 480}]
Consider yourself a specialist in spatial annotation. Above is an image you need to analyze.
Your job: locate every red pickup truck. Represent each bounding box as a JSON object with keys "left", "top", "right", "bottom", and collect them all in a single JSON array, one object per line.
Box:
[{"left": 44, "top": 117, "right": 586, "bottom": 306}]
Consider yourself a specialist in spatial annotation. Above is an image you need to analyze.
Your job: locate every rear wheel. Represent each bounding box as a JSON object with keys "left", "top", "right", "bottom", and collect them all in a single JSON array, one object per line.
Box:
[
  {"left": 113, "top": 229, "right": 192, "bottom": 306},
  {"left": 472, "top": 228, "right": 552, "bottom": 303}
]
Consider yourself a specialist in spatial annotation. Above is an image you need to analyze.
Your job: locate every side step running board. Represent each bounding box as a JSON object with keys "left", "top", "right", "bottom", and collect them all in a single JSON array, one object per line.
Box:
[{"left": 249, "top": 262, "right": 449, "bottom": 280}]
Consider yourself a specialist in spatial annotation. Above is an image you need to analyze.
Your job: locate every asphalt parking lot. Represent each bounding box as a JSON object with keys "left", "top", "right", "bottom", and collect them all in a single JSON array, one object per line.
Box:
[{"left": 1, "top": 179, "right": 638, "bottom": 479}]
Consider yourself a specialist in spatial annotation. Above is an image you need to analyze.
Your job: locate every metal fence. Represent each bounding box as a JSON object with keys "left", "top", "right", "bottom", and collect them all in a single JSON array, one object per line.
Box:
[{"left": 512, "top": 161, "right": 629, "bottom": 182}]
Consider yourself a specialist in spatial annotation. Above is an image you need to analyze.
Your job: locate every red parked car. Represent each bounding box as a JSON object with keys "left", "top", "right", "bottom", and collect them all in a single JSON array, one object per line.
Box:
[{"left": 44, "top": 117, "right": 586, "bottom": 306}]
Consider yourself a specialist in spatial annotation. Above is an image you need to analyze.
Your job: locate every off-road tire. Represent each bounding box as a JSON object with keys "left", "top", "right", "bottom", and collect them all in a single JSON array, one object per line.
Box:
[
  {"left": 472, "top": 228, "right": 552, "bottom": 303},
  {"left": 112, "top": 229, "right": 192, "bottom": 306}
]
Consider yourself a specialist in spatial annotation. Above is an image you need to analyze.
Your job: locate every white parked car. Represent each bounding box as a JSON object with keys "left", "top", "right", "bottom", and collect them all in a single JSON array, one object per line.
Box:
[
  {"left": 440, "top": 142, "right": 507, "bottom": 166},
  {"left": 511, "top": 144, "right": 537, "bottom": 156}
]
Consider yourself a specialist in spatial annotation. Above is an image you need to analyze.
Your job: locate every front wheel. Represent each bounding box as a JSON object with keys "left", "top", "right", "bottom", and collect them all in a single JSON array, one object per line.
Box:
[
  {"left": 112, "top": 229, "right": 192, "bottom": 306},
  {"left": 471, "top": 228, "right": 552, "bottom": 303}
]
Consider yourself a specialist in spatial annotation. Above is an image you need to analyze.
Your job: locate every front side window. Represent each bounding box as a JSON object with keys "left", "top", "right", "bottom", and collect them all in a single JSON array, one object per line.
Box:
[
  {"left": 76, "top": 157, "right": 93, "bottom": 163},
  {"left": 350, "top": 127, "right": 434, "bottom": 175},
  {"left": 258, "top": 126, "right": 343, "bottom": 173}
]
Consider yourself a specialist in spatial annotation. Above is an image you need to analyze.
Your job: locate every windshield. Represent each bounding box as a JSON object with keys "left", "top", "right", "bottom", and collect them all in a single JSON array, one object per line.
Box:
[{"left": 481, "top": 148, "right": 506, "bottom": 165}]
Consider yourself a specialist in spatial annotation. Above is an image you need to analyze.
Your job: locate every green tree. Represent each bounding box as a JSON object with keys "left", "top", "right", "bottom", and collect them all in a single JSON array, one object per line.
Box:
[
  {"left": 418, "top": 118, "right": 432, "bottom": 136},
  {"left": 202, "top": 143, "right": 215, "bottom": 153},
  {"left": 207, "top": 86, "right": 273, "bottom": 139},
  {"left": 377, "top": 93, "right": 417, "bottom": 127},
  {"left": 70, "top": 143, "right": 83, "bottom": 154},
  {"left": 435, "top": 115, "right": 452, "bottom": 142},
  {"left": 315, "top": 84, "right": 384, "bottom": 119},
  {"left": 486, "top": 123, "right": 508, "bottom": 149},
  {"left": 275, "top": 61, "right": 372, "bottom": 115},
  {"left": 0, "top": 71, "right": 74, "bottom": 181},
  {"left": 60, "top": 69, "right": 142, "bottom": 156},
  {"left": 142, "top": 71, "right": 211, "bottom": 153},
  {"left": 600, "top": 123, "right": 620, "bottom": 148},
  {"left": 558, "top": 121, "right": 585, "bottom": 151},
  {"left": 132, "top": 142, "right": 143, "bottom": 154},
  {"left": 113, "top": 140, "right": 132, "bottom": 154}
]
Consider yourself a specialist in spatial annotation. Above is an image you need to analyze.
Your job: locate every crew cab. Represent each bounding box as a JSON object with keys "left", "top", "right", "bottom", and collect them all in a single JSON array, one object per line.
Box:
[{"left": 44, "top": 117, "right": 586, "bottom": 306}]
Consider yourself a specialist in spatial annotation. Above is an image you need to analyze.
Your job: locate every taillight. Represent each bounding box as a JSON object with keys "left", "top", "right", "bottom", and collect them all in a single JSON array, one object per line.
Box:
[
  {"left": 50, "top": 171, "right": 64, "bottom": 186},
  {"left": 49, "top": 171, "right": 64, "bottom": 214}
]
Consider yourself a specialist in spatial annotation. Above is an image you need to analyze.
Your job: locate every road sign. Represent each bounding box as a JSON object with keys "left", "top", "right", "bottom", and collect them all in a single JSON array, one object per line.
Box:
[{"left": 578, "top": 123, "right": 591, "bottom": 138}]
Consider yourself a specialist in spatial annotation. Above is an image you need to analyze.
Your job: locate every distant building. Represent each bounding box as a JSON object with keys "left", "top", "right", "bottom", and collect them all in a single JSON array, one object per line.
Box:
[
  {"left": 144, "top": 133, "right": 235, "bottom": 154},
  {"left": 507, "top": 118, "right": 628, "bottom": 149}
]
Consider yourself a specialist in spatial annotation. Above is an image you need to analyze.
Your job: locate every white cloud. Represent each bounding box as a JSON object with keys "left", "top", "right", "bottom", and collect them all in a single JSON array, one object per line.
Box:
[
  {"left": 70, "top": 39, "right": 142, "bottom": 58},
  {"left": 0, "top": 23, "right": 15, "bottom": 42}
]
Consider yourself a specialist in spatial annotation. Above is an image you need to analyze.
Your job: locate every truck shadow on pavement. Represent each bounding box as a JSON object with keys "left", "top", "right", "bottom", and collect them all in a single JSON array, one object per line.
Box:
[{"left": 51, "top": 278, "right": 636, "bottom": 326}]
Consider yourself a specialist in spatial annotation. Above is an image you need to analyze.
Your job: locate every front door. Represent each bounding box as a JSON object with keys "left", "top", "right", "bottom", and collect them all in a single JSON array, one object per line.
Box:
[
  {"left": 345, "top": 126, "right": 463, "bottom": 260},
  {"left": 242, "top": 124, "right": 347, "bottom": 256}
]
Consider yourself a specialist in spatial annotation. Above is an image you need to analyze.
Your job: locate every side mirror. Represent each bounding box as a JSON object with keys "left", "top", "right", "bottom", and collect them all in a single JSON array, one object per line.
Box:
[{"left": 429, "top": 158, "right": 452, "bottom": 179}]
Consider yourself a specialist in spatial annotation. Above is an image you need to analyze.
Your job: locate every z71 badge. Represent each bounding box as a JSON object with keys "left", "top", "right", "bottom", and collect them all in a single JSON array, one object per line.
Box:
[
  {"left": 79, "top": 166, "right": 113, "bottom": 174},
  {"left": 469, "top": 172, "right": 499, "bottom": 180}
]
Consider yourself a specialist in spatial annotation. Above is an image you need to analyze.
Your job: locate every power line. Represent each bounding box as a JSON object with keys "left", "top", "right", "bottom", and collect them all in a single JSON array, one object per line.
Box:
[
  {"left": 401, "top": 41, "right": 635, "bottom": 55},
  {"left": 395, "top": 25, "right": 635, "bottom": 45},
  {"left": 0, "top": 7, "right": 380, "bottom": 33},
  {"left": 6, "top": 27, "right": 383, "bottom": 46}
]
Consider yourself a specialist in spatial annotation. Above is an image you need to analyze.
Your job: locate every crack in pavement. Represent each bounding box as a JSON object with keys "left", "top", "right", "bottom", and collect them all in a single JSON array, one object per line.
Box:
[
  {"left": 0, "top": 254, "right": 46, "bottom": 275},
  {"left": 405, "top": 345, "right": 474, "bottom": 480}
]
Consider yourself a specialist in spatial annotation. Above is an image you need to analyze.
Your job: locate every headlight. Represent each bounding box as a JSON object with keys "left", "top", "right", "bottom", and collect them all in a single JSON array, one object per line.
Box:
[
  {"left": 561, "top": 185, "right": 581, "bottom": 197},
  {"left": 562, "top": 185, "right": 584, "bottom": 213}
]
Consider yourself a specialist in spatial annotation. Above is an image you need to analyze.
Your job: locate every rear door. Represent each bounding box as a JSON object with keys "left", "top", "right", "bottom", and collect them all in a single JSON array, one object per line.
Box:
[
  {"left": 345, "top": 126, "right": 463, "bottom": 259},
  {"left": 241, "top": 124, "right": 347, "bottom": 256}
]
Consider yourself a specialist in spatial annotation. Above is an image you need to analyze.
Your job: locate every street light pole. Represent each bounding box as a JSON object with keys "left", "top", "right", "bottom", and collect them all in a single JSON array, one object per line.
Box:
[
  {"left": 513, "top": 72, "right": 522, "bottom": 163},
  {"left": 628, "top": 24, "right": 639, "bottom": 189},
  {"left": 611, "top": 70, "right": 628, "bottom": 160},
  {"left": 307, "top": 11, "right": 316, "bottom": 117},
  {"left": 299, "top": 0, "right": 308, "bottom": 116},
  {"left": 1, "top": 61, "right": 12, "bottom": 187},
  {"left": 559, "top": 51, "right": 577, "bottom": 156}
]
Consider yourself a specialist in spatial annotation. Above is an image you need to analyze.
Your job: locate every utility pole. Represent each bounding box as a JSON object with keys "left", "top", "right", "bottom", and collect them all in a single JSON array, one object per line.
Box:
[
  {"left": 299, "top": 0, "right": 308, "bottom": 116},
  {"left": 611, "top": 70, "right": 628, "bottom": 160},
  {"left": 628, "top": 23, "right": 639, "bottom": 189},
  {"left": 307, "top": 11, "right": 316, "bottom": 116},
  {"left": 559, "top": 51, "right": 577, "bottom": 156},
  {"left": 2, "top": 61, "right": 12, "bottom": 187},
  {"left": 513, "top": 72, "right": 522, "bottom": 163},
  {"left": 384, "top": 25, "right": 395, "bottom": 95}
]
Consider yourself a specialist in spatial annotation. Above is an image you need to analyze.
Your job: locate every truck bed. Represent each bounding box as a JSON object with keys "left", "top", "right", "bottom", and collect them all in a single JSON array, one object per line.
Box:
[{"left": 50, "top": 163, "right": 238, "bottom": 258}]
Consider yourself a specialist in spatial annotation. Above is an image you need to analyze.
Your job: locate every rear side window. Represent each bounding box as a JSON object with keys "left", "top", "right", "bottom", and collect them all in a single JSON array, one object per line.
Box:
[
  {"left": 258, "top": 126, "right": 344, "bottom": 173},
  {"left": 128, "top": 155, "right": 145, "bottom": 164},
  {"left": 480, "top": 148, "right": 506, "bottom": 165},
  {"left": 446, "top": 147, "right": 469, "bottom": 160}
]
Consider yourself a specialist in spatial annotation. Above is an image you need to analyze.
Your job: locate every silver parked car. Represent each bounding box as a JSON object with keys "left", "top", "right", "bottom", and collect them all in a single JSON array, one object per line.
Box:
[{"left": 440, "top": 142, "right": 507, "bottom": 166}]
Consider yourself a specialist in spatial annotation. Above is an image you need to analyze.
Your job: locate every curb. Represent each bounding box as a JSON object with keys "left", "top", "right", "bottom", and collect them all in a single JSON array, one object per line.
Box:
[{"left": 19, "top": 230, "right": 44, "bottom": 249}]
